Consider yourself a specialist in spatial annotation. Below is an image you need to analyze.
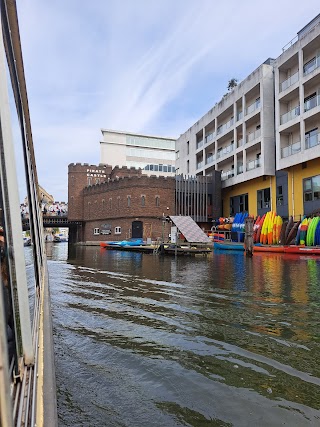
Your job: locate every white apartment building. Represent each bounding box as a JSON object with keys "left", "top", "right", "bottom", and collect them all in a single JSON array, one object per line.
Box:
[
  {"left": 100, "top": 129, "right": 176, "bottom": 177},
  {"left": 175, "top": 59, "right": 275, "bottom": 187},
  {"left": 275, "top": 14, "right": 320, "bottom": 217}
]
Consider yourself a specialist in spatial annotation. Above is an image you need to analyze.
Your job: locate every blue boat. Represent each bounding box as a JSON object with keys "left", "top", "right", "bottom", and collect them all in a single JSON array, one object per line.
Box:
[{"left": 214, "top": 241, "right": 244, "bottom": 251}]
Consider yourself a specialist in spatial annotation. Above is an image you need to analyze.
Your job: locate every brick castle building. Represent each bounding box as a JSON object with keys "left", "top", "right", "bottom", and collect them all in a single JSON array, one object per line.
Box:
[{"left": 68, "top": 163, "right": 176, "bottom": 244}]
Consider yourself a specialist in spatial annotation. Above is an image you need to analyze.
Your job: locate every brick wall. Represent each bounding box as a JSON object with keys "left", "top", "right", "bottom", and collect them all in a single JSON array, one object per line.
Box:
[{"left": 68, "top": 163, "right": 175, "bottom": 242}]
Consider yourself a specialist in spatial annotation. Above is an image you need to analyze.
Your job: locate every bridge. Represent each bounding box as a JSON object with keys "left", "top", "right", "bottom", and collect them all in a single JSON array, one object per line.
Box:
[{"left": 21, "top": 214, "right": 83, "bottom": 244}]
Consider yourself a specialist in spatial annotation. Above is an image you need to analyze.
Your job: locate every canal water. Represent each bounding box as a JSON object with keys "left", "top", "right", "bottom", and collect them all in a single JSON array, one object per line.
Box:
[{"left": 43, "top": 243, "right": 320, "bottom": 426}]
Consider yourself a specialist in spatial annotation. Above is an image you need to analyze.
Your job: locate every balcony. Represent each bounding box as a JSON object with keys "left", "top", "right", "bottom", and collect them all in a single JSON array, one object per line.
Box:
[
  {"left": 205, "top": 154, "right": 215, "bottom": 165},
  {"left": 246, "top": 158, "right": 261, "bottom": 171},
  {"left": 304, "top": 94, "right": 320, "bottom": 112},
  {"left": 217, "top": 143, "right": 234, "bottom": 159},
  {"left": 237, "top": 138, "right": 244, "bottom": 147},
  {"left": 305, "top": 132, "right": 320, "bottom": 149},
  {"left": 221, "top": 170, "right": 235, "bottom": 181},
  {"left": 280, "top": 71, "right": 299, "bottom": 92},
  {"left": 196, "top": 160, "right": 203, "bottom": 169},
  {"left": 246, "top": 128, "right": 261, "bottom": 143},
  {"left": 217, "top": 118, "right": 234, "bottom": 135},
  {"left": 237, "top": 164, "right": 243, "bottom": 174},
  {"left": 196, "top": 139, "right": 203, "bottom": 149},
  {"left": 281, "top": 141, "right": 301, "bottom": 158},
  {"left": 303, "top": 56, "right": 320, "bottom": 76},
  {"left": 246, "top": 98, "right": 260, "bottom": 115},
  {"left": 237, "top": 111, "right": 243, "bottom": 121},
  {"left": 205, "top": 132, "right": 214, "bottom": 144},
  {"left": 280, "top": 105, "right": 300, "bottom": 125}
]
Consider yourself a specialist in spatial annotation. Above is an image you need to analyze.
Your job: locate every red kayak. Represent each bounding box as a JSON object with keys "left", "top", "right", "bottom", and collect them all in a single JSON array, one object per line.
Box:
[{"left": 284, "top": 245, "right": 320, "bottom": 255}]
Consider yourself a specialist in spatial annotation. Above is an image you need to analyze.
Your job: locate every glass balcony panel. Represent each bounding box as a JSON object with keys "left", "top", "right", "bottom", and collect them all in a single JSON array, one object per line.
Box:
[
  {"left": 303, "top": 56, "right": 320, "bottom": 76},
  {"left": 280, "top": 70, "right": 299, "bottom": 92},
  {"left": 197, "top": 160, "right": 203, "bottom": 169},
  {"left": 217, "top": 118, "right": 234, "bottom": 135},
  {"left": 237, "top": 138, "right": 243, "bottom": 147},
  {"left": 246, "top": 98, "right": 260, "bottom": 115},
  {"left": 221, "top": 170, "right": 235, "bottom": 181},
  {"left": 237, "top": 164, "right": 243, "bottom": 174},
  {"left": 246, "top": 128, "right": 261, "bottom": 143},
  {"left": 196, "top": 139, "right": 203, "bottom": 149},
  {"left": 280, "top": 105, "right": 300, "bottom": 125},
  {"left": 217, "top": 143, "right": 234, "bottom": 159},
  {"left": 237, "top": 111, "right": 243, "bottom": 121},
  {"left": 305, "top": 132, "right": 320, "bottom": 149},
  {"left": 281, "top": 141, "right": 301, "bottom": 158},
  {"left": 205, "top": 154, "right": 215, "bottom": 164},
  {"left": 304, "top": 95, "right": 320, "bottom": 112},
  {"left": 246, "top": 158, "right": 261, "bottom": 171},
  {"left": 205, "top": 132, "right": 214, "bottom": 143}
]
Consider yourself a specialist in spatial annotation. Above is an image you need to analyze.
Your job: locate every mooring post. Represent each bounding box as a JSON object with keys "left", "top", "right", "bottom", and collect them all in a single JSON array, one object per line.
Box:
[{"left": 245, "top": 217, "right": 254, "bottom": 257}]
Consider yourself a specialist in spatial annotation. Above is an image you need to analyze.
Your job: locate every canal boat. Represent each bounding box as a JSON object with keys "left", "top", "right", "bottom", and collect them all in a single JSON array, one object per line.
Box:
[
  {"left": 213, "top": 241, "right": 245, "bottom": 251},
  {"left": 0, "top": 2, "right": 57, "bottom": 426}
]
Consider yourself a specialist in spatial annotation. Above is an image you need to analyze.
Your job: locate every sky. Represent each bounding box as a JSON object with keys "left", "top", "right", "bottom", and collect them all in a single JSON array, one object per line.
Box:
[{"left": 10, "top": 0, "right": 320, "bottom": 201}]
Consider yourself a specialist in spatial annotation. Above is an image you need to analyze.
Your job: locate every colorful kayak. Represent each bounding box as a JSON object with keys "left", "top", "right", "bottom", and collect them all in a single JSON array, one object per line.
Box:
[
  {"left": 214, "top": 242, "right": 244, "bottom": 251},
  {"left": 284, "top": 245, "right": 320, "bottom": 255},
  {"left": 253, "top": 244, "right": 285, "bottom": 253}
]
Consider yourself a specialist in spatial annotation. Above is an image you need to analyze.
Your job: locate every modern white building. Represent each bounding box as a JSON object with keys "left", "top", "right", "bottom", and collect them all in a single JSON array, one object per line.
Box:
[
  {"left": 100, "top": 129, "right": 176, "bottom": 176},
  {"left": 274, "top": 14, "right": 320, "bottom": 217},
  {"left": 176, "top": 14, "right": 320, "bottom": 220},
  {"left": 175, "top": 59, "right": 276, "bottom": 216}
]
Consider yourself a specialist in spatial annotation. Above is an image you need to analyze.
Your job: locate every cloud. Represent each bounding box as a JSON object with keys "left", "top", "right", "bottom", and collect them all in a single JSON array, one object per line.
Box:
[{"left": 13, "top": 0, "right": 320, "bottom": 200}]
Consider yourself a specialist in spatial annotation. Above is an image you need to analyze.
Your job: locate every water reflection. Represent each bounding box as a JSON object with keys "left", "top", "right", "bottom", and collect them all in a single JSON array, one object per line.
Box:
[{"left": 48, "top": 244, "right": 320, "bottom": 426}]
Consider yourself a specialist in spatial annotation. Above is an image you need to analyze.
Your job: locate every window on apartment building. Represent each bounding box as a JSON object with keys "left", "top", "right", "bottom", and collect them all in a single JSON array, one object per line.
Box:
[
  {"left": 187, "top": 141, "right": 189, "bottom": 155},
  {"left": 141, "top": 195, "right": 145, "bottom": 206},
  {"left": 276, "top": 186, "right": 283, "bottom": 206},
  {"left": 257, "top": 188, "right": 270, "bottom": 209},
  {"left": 115, "top": 226, "right": 121, "bottom": 234},
  {"left": 304, "top": 175, "right": 320, "bottom": 201},
  {"left": 93, "top": 228, "right": 100, "bottom": 235},
  {"left": 176, "top": 151, "right": 180, "bottom": 160},
  {"left": 240, "top": 194, "right": 248, "bottom": 212},
  {"left": 155, "top": 196, "right": 160, "bottom": 207},
  {"left": 127, "top": 196, "right": 131, "bottom": 207}
]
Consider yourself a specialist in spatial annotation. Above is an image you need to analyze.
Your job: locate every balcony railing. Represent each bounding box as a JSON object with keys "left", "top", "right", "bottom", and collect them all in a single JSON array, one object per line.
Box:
[
  {"left": 237, "top": 164, "right": 243, "bottom": 174},
  {"left": 305, "top": 132, "right": 320, "bottom": 149},
  {"left": 304, "top": 94, "right": 320, "bottom": 112},
  {"left": 303, "top": 56, "right": 320, "bottom": 76},
  {"left": 246, "top": 128, "right": 261, "bottom": 143},
  {"left": 196, "top": 160, "right": 203, "bottom": 169},
  {"left": 196, "top": 139, "right": 203, "bottom": 149},
  {"left": 221, "top": 170, "right": 235, "bottom": 181},
  {"left": 246, "top": 158, "right": 261, "bottom": 171},
  {"left": 205, "top": 154, "right": 215, "bottom": 164},
  {"left": 205, "top": 132, "right": 214, "bottom": 144},
  {"left": 236, "top": 111, "right": 243, "bottom": 121},
  {"left": 217, "top": 143, "right": 234, "bottom": 159},
  {"left": 217, "top": 117, "right": 234, "bottom": 135},
  {"left": 246, "top": 98, "right": 260, "bottom": 115},
  {"left": 280, "top": 105, "right": 300, "bottom": 125},
  {"left": 280, "top": 70, "right": 299, "bottom": 92},
  {"left": 281, "top": 141, "right": 301, "bottom": 158}
]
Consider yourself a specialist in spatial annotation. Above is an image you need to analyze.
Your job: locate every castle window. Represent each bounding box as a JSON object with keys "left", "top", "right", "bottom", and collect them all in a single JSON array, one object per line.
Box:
[
  {"left": 127, "top": 196, "right": 131, "bottom": 207},
  {"left": 109, "top": 198, "right": 112, "bottom": 209},
  {"left": 93, "top": 228, "right": 100, "bottom": 235},
  {"left": 115, "top": 226, "right": 121, "bottom": 234},
  {"left": 117, "top": 196, "right": 120, "bottom": 208},
  {"left": 87, "top": 177, "right": 92, "bottom": 186},
  {"left": 155, "top": 196, "right": 160, "bottom": 207},
  {"left": 141, "top": 195, "right": 145, "bottom": 206}
]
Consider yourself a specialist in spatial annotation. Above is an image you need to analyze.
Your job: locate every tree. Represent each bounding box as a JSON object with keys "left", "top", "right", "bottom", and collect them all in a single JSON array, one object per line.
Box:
[{"left": 227, "top": 78, "right": 238, "bottom": 92}]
